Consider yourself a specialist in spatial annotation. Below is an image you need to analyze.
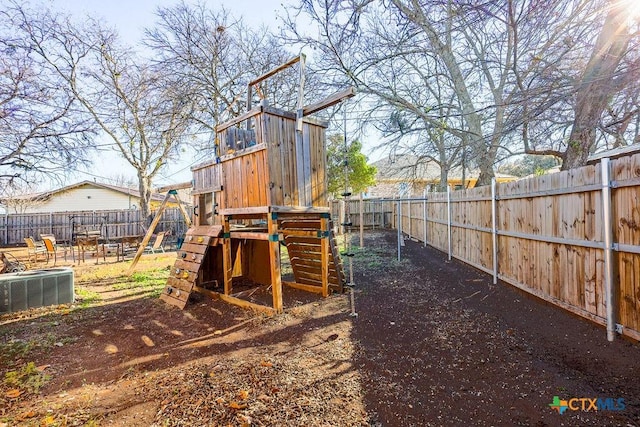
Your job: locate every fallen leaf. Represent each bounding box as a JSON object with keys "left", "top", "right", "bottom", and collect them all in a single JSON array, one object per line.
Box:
[
  {"left": 36, "top": 364, "right": 51, "bottom": 372},
  {"left": 5, "top": 389, "right": 23, "bottom": 398},
  {"left": 21, "top": 411, "right": 36, "bottom": 419},
  {"left": 238, "top": 389, "right": 249, "bottom": 400},
  {"left": 229, "top": 401, "right": 247, "bottom": 410},
  {"left": 41, "top": 415, "right": 55, "bottom": 426},
  {"left": 105, "top": 344, "right": 118, "bottom": 354},
  {"left": 216, "top": 397, "right": 225, "bottom": 404},
  {"left": 141, "top": 335, "right": 155, "bottom": 347},
  {"left": 260, "top": 361, "right": 272, "bottom": 367}
]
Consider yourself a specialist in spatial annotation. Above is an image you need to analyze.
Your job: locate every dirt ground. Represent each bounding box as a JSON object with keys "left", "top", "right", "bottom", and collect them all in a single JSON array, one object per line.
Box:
[{"left": 1, "top": 230, "right": 639, "bottom": 426}]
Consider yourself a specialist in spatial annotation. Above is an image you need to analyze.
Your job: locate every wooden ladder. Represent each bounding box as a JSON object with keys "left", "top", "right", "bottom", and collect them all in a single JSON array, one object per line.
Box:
[{"left": 160, "top": 225, "right": 222, "bottom": 309}]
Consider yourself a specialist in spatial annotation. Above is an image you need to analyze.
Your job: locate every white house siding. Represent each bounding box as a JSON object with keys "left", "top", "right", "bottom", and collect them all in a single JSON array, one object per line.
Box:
[{"left": 24, "top": 186, "right": 141, "bottom": 213}]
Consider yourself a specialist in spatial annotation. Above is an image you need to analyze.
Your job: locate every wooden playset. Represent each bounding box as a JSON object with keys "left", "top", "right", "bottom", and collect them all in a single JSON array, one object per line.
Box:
[{"left": 160, "top": 56, "right": 355, "bottom": 314}]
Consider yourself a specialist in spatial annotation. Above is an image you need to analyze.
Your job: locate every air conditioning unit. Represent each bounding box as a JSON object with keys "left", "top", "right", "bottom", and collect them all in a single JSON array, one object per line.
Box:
[{"left": 0, "top": 268, "right": 74, "bottom": 313}]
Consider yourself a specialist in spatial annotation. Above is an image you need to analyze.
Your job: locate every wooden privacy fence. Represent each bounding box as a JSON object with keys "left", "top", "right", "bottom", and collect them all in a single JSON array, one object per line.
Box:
[
  {"left": 384, "top": 153, "right": 640, "bottom": 342},
  {"left": 0, "top": 207, "right": 190, "bottom": 246},
  {"left": 329, "top": 198, "right": 394, "bottom": 230}
]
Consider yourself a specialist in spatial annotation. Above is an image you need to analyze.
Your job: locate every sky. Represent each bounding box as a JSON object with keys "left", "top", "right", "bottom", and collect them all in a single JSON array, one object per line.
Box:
[{"left": 44, "top": 0, "right": 298, "bottom": 189}]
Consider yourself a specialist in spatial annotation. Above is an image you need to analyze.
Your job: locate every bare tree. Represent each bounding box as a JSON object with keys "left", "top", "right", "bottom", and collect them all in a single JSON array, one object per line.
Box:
[
  {"left": 0, "top": 4, "right": 93, "bottom": 189},
  {"left": 14, "top": 4, "right": 194, "bottom": 221},
  {"left": 563, "top": 0, "right": 639, "bottom": 168},
  {"left": 145, "top": 1, "right": 305, "bottom": 158},
  {"left": 286, "top": 0, "right": 640, "bottom": 180},
  {"left": 0, "top": 181, "right": 46, "bottom": 214},
  {"left": 284, "top": 0, "right": 535, "bottom": 185}
]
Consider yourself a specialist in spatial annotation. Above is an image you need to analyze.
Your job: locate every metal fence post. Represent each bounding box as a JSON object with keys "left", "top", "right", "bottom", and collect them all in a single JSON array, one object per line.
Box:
[
  {"left": 423, "top": 189, "right": 427, "bottom": 247},
  {"left": 359, "top": 193, "right": 364, "bottom": 247},
  {"left": 447, "top": 186, "right": 452, "bottom": 261},
  {"left": 601, "top": 157, "right": 616, "bottom": 341},
  {"left": 397, "top": 200, "right": 402, "bottom": 262},
  {"left": 491, "top": 178, "right": 498, "bottom": 285}
]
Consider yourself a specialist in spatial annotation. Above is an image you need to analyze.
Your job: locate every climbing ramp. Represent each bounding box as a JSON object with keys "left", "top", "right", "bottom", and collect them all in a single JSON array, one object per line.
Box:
[{"left": 160, "top": 225, "right": 222, "bottom": 309}]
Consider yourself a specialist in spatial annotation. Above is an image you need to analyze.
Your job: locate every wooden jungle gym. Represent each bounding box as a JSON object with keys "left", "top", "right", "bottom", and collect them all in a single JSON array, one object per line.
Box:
[{"left": 160, "top": 55, "right": 355, "bottom": 314}]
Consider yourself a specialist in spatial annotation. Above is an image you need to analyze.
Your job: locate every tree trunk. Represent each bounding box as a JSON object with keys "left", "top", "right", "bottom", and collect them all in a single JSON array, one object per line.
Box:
[
  {"left": 137, "top": 173, "right": 153, "bottom": 225},
  {"left": 563, "top": 0, "right": 631, "bottom": 170}
]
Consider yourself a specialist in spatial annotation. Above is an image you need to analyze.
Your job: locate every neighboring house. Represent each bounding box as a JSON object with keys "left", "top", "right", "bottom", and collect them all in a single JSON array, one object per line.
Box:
[
  {"left": 0, "top": 181, "right": 190, "bottom": 214},
  {"left": 367, "top": 155, "right": 517, "bottom": 198}
]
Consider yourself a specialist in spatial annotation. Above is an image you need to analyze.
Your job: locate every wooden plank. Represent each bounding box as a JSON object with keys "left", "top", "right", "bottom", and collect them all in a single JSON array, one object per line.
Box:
[
  {"left": 302, "top": 124, "right": 312, "bottom": 206},
  {"left": 177, "top": 252, "right": 205, "bottom": 265},
  {"left": 272, "top": 206, "right": 330, "bottom": 214},
  {"left": 220, "top": 206, "right": 270, "bottom": 216},
  {"left": 170, "top": 269, "right": 198, "bottom": 283},
  {"left": 127, "top": 191, "right": 173, "bottom": 275},
  {"left": 282, "top": 230, "right": 322, "bottom": 238},
  {"left": 283, "top": 281, "right": 324, "bottom": 294},
  {"left": 218, "top": 294, "right": 276, "bottom": 315},
  {"left": 155, "top": 182, "right": 193, "bottom": 193},
  {"left": 184, "top": 234, "right": 212, "bottom": 246},
  {"left": 167, "top": 276, "right": 195, "bottom": 293},
  {"left": 302, "top": 87, "right": 356, "bottom": 117},
  {"left": 231, "top": 231, "right": 269, "bottom": 240},
  {"left": 216, "top": 107, "right": 262, "bottom": 132},
  {"left": 280, "top": 220, "right": 322, "bottom": 229},
  {"left": 268, "top": 216, "right": 283, "bottom": 313},
  {"left": 179, "top": 243, "right": 209, "bottom": 255},
  {"left": 222, "top": 217, "right": 233, "bottom": 295},
  {"left": 192, "top": 285, "right": 222, "bottom": 300},
  {"left": 173, "top": 259, "right": 203, "bottom": 273},
  {"left": 186, "top": 225, "right": 222, "bottom": 237},
  {"left": 160, "top": 292, "right": 189, "bottom": 310},
  {"left": 249, "top": 55, "right": 301, "bottom": 87},
  {"left": 218, "top": 144, "right": 266, "bottom": 162}
]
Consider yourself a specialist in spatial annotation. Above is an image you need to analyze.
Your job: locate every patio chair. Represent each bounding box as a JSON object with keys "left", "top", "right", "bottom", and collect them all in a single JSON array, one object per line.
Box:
[
  {"left": 42, "top": 238, "right": 58, "bottom": 266},
  {"left": 40, "top": 233, "right": 69, "bottom": 261},
  {"left": 24, "top": 237, "right": 47, "bottom": 263},
  {"left": 77, "top": 236, "right": 106, "bottom": 264},
  {"left": 144, "top": 231, "right": 166, "bottom": 254}
]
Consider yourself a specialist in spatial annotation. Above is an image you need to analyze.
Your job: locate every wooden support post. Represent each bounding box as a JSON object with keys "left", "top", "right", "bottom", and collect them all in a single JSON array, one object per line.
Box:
[
  {"left": 222, "top": 215, "right": 233, "bottom": 295},
  {"left": 268, "top": 214, "right": 283, "bottom": 312},
  {"left": 127, "top": 191, "right": 172, "bottom": 275},
  {"left": 321, "top": 215, "right": 329, "bottom": 297},
  {"left": 172, "top": 192, "right": 192, "bottom": 228}
]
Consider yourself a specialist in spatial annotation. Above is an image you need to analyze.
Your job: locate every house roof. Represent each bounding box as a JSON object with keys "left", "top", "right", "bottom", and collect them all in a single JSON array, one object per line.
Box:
[
  {"left": 372, "top": 155, "right": 515, "bottom": 182},
  {"left": 587, "top": 143, "right": 640, "bottom": 164},
  {"left": 4, "top": 181, "right": 168, "bottom": 203}
]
